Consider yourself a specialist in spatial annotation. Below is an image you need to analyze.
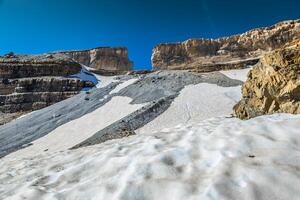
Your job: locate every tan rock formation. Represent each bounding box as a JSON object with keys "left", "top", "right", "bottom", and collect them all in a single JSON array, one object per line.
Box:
[
  {"left": 234, "top": 39, "right": 300, "bottom": 119},
  {"left": 152, "top": 20, "right": 300, "bottom": 71},
  {"left": 56, "top": 47, "right": 133, "bottom": 74}
]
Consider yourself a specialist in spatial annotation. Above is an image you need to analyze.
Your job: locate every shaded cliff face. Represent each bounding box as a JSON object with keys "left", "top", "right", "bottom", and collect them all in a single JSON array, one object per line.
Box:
[
  {"left": 152, "top": 20, "right": 300, "bottom": 71},
  {"left": 234, "top": 39, "right": 300, "bottom": 119},
  {"left": 56, "top": 47, "right": 133, "bottom": 74},
  {"left": 0, "top": 54, "right": 94, "bottom": 125}
]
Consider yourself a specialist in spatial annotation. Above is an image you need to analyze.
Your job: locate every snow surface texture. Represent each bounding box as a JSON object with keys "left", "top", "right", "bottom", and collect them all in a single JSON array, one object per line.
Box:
[
  {"left": 220, "top": 68, "right": 251, "bottom": 82},
  {"left": 137, "top": 68, "right": 250, "bottom": 134},
  {"left": 109, "top": 78, "right": 139, "bottom": 94},
  {"left": 1, "top": 114, "right": 300, "bottom": 200},
  {"left": 96, "top": 75, "right": 118, "bottom": 88},
  {"left": 137, "top": 83, "right": 241, "bottom": 134}
]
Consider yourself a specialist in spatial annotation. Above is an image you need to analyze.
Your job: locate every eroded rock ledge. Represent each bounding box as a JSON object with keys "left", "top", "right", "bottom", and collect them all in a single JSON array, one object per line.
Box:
[
  {"left": 152, "top": 20, "right": 300, "bottom": 72},
  {"left": 0, "top": 54, "right": 81, "bottom": 78},
  {"left": 234, "top": 39, "right": 300, "bottom": 119}
]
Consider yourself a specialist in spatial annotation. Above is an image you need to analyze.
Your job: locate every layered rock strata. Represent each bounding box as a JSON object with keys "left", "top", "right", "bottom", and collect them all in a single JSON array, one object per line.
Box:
[
  {"left": 234, "top": 39, "right": 300, "bottom": 119},
  {"left": 0, "top": 54, "right": 94, "bottom": 125},
  {"left": 0, "top": 77, "right": 93, "bottom": 113},
  {"left": 152, "top": 20, "right": 300, "bottom": 71}
]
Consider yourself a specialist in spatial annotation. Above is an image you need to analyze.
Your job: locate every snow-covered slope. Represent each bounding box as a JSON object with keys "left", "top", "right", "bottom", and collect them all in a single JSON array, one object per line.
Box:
[
  {"left": 1, "top": 67, "right": 299, "bottom": 199},
  {"left": 6, "top": 96, "right": 145, "bottom": 159},
  {"left": 137, "top": 83, "right": 241, "bottom": 134},
  {"left": 1, "top": 114, "right": 300, "bottom": 200},
  {"left": 0, "top": 69, "right": 242, "bottom": 158},
  {"left": 137, "top": 68, "right": 250, "bottom": 134}
]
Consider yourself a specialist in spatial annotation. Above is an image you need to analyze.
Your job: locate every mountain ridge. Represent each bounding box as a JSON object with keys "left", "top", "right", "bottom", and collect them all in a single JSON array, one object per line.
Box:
[{"left": 152, "top": 19, "right": 300, "bottom": 71}]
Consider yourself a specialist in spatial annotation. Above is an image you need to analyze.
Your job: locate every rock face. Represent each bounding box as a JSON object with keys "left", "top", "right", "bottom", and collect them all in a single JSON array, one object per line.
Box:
[
  {"left": 0, "top": 78, "right": 93, "bottom": 112},
  {"left": 0, "top": 54, "right": 94, "bottom": 125},
  {"left": 234, "top": 39, "right": 300, "bottom": 119},
  {"left": 152, "top": 20, "right": 300, "bottom": 71},
  {"left": 55, "top": 47, "right": 133, "bottom": 74}
]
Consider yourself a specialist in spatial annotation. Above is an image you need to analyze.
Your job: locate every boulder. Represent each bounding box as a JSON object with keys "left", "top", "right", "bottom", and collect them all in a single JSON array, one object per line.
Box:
[{"left": 234, "top": 39, "right": 300, "bottom": 119}]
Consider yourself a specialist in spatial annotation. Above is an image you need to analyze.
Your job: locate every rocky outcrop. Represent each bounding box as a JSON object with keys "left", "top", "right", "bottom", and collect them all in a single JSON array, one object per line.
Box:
[
  {"left": 0, "top": 54, "right": 94, "bottom": 125},
  {"left": 234, "top": 39, "right": 300, "bottom": 119},
  {"left": 55, "top": 47, "right": 133, "bottom": 74},
  {"left": 0, "top": 77, "right": 93, "bottom": 94},
  {"left": 152, "top": 20, "right": 300, "bottom": 71}
]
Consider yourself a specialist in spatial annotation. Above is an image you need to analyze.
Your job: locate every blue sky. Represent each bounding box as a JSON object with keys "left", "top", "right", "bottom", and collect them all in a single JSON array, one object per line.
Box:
[{"left": 0, "top": 0, "right": 299, "bottom": 70}]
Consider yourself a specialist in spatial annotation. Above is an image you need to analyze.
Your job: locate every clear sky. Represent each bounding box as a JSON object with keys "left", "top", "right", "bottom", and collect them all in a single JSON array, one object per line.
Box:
[{"left": 0, "top": 0, "right": 299, "bottom": 70}]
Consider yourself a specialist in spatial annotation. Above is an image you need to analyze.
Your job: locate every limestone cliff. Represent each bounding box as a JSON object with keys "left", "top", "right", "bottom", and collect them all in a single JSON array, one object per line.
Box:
[
  {"left": 152, "top": 20, "right": 300, "bottom": 71},
  {"left": 234, "top": 39, "right": 300, "bottom": 119},
  {"left": 55, "top": 47, "right": 133, "bottom": 74}
]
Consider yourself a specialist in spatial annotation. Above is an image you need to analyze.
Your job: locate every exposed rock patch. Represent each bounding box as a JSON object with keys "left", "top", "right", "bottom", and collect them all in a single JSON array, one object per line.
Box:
[
  {"left": 234, "top": 39, "right": 300, "bottom": 119},
  {"left": 152, "top": 20, "right": 300, "bottom": 72}
]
